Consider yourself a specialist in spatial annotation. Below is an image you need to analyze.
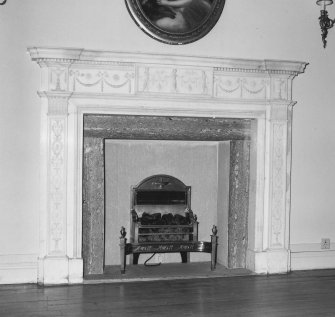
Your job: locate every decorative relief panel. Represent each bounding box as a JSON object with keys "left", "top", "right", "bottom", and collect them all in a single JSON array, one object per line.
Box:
[
  {"left": 137, "top": 66, "right": 212, "bottom": 95},
  {"left": 270, "top": 122, "right": 287, "bottom": 249},
  {"left": 69, "top": 68, "right": 135, "bottom": 94},
  {"left": 50, "top": 66, "right": 68, "bottom": 92},
  {"left": 45, "top": 63, "right": 292, "bottom": 101},
  {"left": 272, "top": 78, "right": 288, "bottom": 100},
  {"left": 48, "top": 117, "right": 67, "bottom": 255},
  {"left": 214, "top": 75, "right": 270, "bottom": 100}
]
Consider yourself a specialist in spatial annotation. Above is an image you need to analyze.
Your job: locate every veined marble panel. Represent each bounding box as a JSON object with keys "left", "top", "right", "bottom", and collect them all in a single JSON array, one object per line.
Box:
[
  {"left": 84, "top": 115, "right": 252, "bottom": 141},
  {"left": 82, "top": 137, "right": 105, "bottom": 276},
  {"left": 228, "top": 141, "right": 250, "bottom": 269}
]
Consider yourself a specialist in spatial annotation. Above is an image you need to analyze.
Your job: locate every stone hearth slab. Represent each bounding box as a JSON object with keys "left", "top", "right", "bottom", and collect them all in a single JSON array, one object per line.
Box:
[{"left": 84, "top": 262, "right": 253, "bottom": 284}]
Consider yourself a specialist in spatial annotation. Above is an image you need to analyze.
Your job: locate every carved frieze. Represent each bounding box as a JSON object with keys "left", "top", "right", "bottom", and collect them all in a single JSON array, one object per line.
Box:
[
  {"left": 29, "top": 48, "right": 307, "bottom": 103},
  {"left": 44, "top": 64, "right": 294, "bottom": 100}
]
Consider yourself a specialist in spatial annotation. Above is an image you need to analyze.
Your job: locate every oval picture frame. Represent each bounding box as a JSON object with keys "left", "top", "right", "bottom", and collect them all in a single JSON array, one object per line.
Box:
[{"left": 125, "top": 0, "right": 226, "bottom": 45}]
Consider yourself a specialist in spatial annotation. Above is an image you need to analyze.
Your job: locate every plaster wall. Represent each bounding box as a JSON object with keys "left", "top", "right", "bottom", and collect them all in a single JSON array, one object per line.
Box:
[{"left": 0, "top": 0, "right": 334, "bottom": 283}]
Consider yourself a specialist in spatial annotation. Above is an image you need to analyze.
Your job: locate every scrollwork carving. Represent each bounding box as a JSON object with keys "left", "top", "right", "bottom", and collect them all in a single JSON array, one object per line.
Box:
[
  {"left": 270, "top": 123, "right": 286, "bottom": 248},
  {"left": 49, "top": 118, "right": 67, "bottom": 254}
]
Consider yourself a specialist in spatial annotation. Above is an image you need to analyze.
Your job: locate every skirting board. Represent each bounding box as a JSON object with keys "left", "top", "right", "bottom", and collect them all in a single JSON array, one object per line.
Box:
[
  {"left": 0, "top": 247, "right": 334, "bottom": 284},
  {"left": 291, "top": 243, "right": 335, "bottom": 271},
  {"left": 0, "top": 254, "right": 38, "bottom": 284}
]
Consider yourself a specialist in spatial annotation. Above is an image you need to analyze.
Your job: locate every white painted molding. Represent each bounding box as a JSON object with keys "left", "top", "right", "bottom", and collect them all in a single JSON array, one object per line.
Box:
[
  {"left": 291, "top": 243, "right": 335, "bottom": 252},
  {"left": 28, "top": 47, "right": 307, "bottom": 73},
  {"left": 37, "top": 257, "right": 84, "bottom": 285},
  {"left": 246, "top": 249, "right": 290, "bottom": 274},
  {"left": 291, "top": 243, "right": 335, "bottom": 271},
  {"left": 27, "top": 47, "right": 307, "bottom": 102},
  {"left": 0, "top": 254, "right": 38, "bottom": 284},
  {"left": 291, "top": 251, "right": 335, "bottom": 270}
]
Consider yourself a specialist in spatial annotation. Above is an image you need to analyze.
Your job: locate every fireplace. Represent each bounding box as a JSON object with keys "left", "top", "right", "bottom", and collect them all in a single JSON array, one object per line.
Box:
[{"left": 28, "top": 48, "right": 307, "bottom": 284}]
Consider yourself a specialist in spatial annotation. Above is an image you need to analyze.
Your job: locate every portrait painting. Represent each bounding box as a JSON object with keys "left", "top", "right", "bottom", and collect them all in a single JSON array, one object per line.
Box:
[{"left": 125, "top": 0, "right": 226, "bottom": 44}]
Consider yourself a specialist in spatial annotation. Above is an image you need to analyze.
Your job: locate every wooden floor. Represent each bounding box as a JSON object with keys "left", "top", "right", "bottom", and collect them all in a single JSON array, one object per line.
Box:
[{"left": 0, "top": 270, "right": 335, "bottom": 317}]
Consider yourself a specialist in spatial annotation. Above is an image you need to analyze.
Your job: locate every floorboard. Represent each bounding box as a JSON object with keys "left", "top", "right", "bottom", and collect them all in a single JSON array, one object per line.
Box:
[{"left": 0, "top": 270, "right": 334, "bottom": 316}]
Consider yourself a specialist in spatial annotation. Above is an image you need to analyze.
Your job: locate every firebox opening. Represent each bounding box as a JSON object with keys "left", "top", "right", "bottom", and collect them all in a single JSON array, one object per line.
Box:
[
  {"left": 104, "top": 140, "right": 227, "bottom": 267},
  {"left": 82, "top": 114, "right": 253, "bottom": 278}
]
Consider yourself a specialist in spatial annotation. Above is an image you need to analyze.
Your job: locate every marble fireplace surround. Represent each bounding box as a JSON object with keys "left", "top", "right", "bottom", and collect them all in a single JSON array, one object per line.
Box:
[{"left": 28, "top": 47, "right": 307, "bottom": 285}]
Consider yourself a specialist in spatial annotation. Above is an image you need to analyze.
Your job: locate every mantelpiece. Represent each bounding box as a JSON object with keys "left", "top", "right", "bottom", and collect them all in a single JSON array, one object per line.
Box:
[{"left": 28, "top": 47, "right": 307, "bottom": 284}]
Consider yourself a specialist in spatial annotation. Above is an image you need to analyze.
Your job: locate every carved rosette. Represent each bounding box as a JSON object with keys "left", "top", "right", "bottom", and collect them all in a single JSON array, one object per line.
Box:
[
  {"left": 47, "top": 95, "right": 70, "bottom": 255},
  {"left": 269, "top": 122, "right": 287, "bottom": 248}
]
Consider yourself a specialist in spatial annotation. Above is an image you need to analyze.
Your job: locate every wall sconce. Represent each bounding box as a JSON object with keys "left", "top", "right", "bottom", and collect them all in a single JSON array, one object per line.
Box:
[
  {"left": 317, "top": 0, "right": 335, "bottom": 47},
  {"left": 0, "top": 0, "right": 7, "bottom": 5}
]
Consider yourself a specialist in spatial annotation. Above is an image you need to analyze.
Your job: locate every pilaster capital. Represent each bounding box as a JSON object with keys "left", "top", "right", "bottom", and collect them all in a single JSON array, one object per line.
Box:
[
  {"left": 38, "top": 91, "right": 72, "bottom": 115},
  {"left": 268, "top": 101, "right": 296, "bottom": 122}
]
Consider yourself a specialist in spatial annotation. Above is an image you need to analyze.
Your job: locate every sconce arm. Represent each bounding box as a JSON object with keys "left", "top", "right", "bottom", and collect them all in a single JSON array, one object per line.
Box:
[{"left": 319, "top": 9, "right": 335, "bottom": 47}]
